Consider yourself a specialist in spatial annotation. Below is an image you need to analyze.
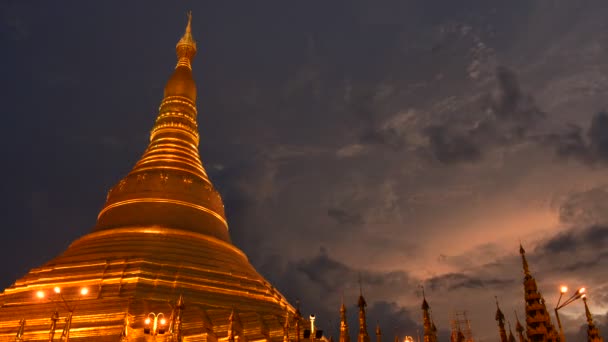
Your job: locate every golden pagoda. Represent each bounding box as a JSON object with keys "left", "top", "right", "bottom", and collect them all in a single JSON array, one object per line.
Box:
[
  {"left": 0, "top": 13, "right": 302, "bottom": 341},
  {"left": 582, "top": 296, "right": 603, "bottom": 342},
  {"left": 420, "top": 291, "right": 437, "bottom": 342},
  {"left": 339, "top": 298, "right": 350, "bottom": 342},
  {"left": 519, "top": 245, "right": 559, "bottom": 342},
  {"left": 357, "top": 291, "right": 370, "bottom": 342},
  {"left": 495, "top": 298, "right": 508, "bottom": 342}
]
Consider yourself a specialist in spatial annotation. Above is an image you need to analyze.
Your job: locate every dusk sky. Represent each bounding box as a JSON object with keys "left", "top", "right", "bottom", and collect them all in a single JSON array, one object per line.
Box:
[{"left": 2, "top": 1, "right": 608, "bottom": 341}]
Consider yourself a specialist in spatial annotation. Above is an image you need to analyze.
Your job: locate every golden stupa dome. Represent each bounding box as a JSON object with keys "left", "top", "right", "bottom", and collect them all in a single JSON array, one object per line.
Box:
[{"left": 0, "top": 13, "right": 303, "bottom": 341}]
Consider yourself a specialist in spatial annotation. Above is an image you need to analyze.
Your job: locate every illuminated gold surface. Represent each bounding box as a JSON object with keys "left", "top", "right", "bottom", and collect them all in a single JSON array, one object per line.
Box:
[
  {"left": 519, "top": 245, "right": 559, "bottom": 341},
  {"left": 0, "top": 14, "right": 304, "bottom": 341}
]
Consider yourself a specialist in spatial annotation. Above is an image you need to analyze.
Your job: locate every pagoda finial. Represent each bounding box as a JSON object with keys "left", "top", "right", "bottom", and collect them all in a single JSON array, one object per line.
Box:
[
  {"left": 519, "top": 244, "right": 530, "bottom": 276},
  {"left": 176, "top": 11, "right": 197, "bottom": 69}
]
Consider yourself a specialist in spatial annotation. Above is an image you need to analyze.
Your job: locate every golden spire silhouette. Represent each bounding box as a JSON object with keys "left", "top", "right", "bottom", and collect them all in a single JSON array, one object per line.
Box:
[
  {"left": 495, "top": 297, "right": 508, "bottom": 342},
  {"left": 519, "top": 245, "right": 558, "bottom": 341},
  {"left": 507, "top": 322, "right": 516, "bottom": 342},
  {"left": 514, "top": 311, "right": 526, "bottom": 342},
  {"left": 95, "top": 11, "right": 230, "bottom": 242},
  {"left": 358, "top": 279, "right": 370, "bottom": 342},
  {"left": 295, "top": 300, "right": 302, "bottom": 342},
  {"left": 283, "top": 308, "right": 291, "bottom": 342},
  {"left": 420, "top": 287, "right": 437, "bottom": 342},
  {"left": 340, "top": 295, "right": 351, "bottom": 342},
  {"left": 583, "top": 296, "right": 603, "bottom": 342},
  {"left": 375, "top": 322, "right": 382, "bottom": 342}
]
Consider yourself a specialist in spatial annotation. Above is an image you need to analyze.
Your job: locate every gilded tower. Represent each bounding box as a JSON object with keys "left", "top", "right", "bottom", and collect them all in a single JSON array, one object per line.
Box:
[
  {"left": 515, "top": 312, "right": 528, "bottom": 342},
  {"left": 583, "top": 296, "right": 603, "bottom": 342},
  {"left": 339, "top": 299, "right": 351, "bottom": 342},
  {"left": 519, "top": 245, "right": 559, "bottom": 342},
  {"left": 358, "top": 292, "right": 371, "bottom": 342},
  {"left": 421, "top": 292, "right": 438, "bottom": 342},
  {"left": 0, "top": 13, "right": 305, "bottom": 341},
  {"left": 508, "top": 323, "right": 517, "bottom": 342},
  {"left": 495, "top": 298, "right": 508, "bottom": 342}
]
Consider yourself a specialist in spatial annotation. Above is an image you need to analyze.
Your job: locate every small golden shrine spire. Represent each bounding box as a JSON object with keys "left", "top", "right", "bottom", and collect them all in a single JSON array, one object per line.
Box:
[
  {"left": 495, "top": 297, "right": 508, "bottom": 342},
  {"left": 518, "top": 245, "right": 558, "bottom": 341},
  {"left": 283, "top": 308, "right": 291, "bottom": 342},
  {"left": 358, "top": 278, "right": 370, "bottom": 342},
  {"left": 421, "top": 288, "right": 437, "bottom": 342},
  {"left": 15, "top": 318, "right": 25, "bottom": 341},
  {"left": 507, "top": 322, "right": 516, "bottom": 342},
  {"left": 514, "top": 311, "right": 527, "bottom": 342},
  {"left": 340, "top": 295, "right": 351, "bottom": 342},
  {"left": 583, "top": 296, "right": 604, "bottom": 342},
  {"left": 375, "top": 322, "right": 382, "bottom": 342},
  {"left": 295, "top": 300, "right": 302, "bottom": 342}
]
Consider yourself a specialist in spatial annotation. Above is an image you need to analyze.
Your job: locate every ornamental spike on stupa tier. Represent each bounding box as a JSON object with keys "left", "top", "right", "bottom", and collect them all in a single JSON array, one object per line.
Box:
[
  {"left": 507, "top": 322, "right": 516, "bottom": 342},
  {"left": 514, "top": 311, "right": 527, "bottom": 342},
  {"left": 519, "top": 245, "right": 559, "bottom": 341},
  {"left": 295, "top": 300, "right": 302, "bottom": 342},
  {"left": 495, "top": 297, "right": 508, "bottom": 342},
  {"left": 376, "top": 322, "right": 382, "bottom": 342},
  {"left": 340, "top": 295, "right": 351, "bottom": 342},
  {"left": 583, "top": 296, "right": 604, "bottom": 342},
  {"left": 283, "top": 308, "right": 290, "bottom": 342},
  {"left": 421, "top": 287, "right": 438, "bottom": 342},
  {"left": 358, "top": 278, "right": 371, "bottom": 342}
]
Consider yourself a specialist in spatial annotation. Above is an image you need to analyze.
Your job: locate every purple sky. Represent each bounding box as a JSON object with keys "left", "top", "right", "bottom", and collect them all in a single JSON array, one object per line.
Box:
[{"left": 2, "top": 1, "right": 608, "bottom": 341}]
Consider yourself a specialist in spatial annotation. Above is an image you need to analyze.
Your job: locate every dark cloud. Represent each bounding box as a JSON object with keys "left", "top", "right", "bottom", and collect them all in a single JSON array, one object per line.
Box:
[
  {"left": 539, "top": 225, "right": 608, "bottom": 255},
  {"left": 425, "top": 273, "right": 513, "bottom": 291},
  {"left": 424, "top": 66, "right": 545, "bottom": 164},
  {"left": 327, "top": 208, "right": 364, "bottom": 226},
  {"left": 256, "top": 247, "right": 421, "bottom": 339},
  {"left": 424, "top": 124, "right": 482, "bottom": 164},
  {"left": 547, "top": 111, "right": 608, "bottom": 165}
]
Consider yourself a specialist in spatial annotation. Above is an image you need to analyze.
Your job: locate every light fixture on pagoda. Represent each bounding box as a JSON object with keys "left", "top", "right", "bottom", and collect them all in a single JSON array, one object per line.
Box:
[
  {"left": 34, "top": 286, "right": 90, "bottom": 342},
  {"left": 144, "top": 312, "right": 168, "bottom": 336}
]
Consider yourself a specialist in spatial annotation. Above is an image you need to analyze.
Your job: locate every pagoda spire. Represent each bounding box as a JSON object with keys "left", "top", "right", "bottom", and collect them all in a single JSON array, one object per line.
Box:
[
  {"left": 283, "top": 309, "right": 290, "bottom": 342},
  {"left": 495, "top": 297, "right": 508, "bottom": 342},
  {"left": 172, "top": 295, "right": 185, "bottom": 342},
  {"left": 519, "top": 245, "right": 559, "bottom": 342},
  {"left": 514, "top": 311, "right": 527, "bottom": 342},
  {"left": 358, "top": 281, "right": 370, "bottom": 342},
  {"left": 583, "top": 296, "right": 603, "bottom": 342},
  {"left": 421, "top": 288, "right": 438, "bottom": 342},
  {"left": 376, "top": 322, "right": 382, "bottom": 342},
  {"left": 340, "top": 296, "right": 351, "bottom": 342},
  {"left": 295, "top": 300, "right": 302, "bottom": 342},
  {"left": 94, "top": 12, "right": 230, "bottom": 242},
  {"left": 508, "top": 322, "right": 516, "bottom": 342}
]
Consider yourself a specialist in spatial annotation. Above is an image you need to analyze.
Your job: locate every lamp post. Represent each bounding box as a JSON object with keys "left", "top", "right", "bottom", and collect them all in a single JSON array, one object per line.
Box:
[
  {"left": 144, "top": 312, "right": 168, "bottom": 336},
  {"left": 36, "top": 286, "right": 89, "bottom": 342},
  {"left": 554, "top": 285, "right": 586, "bottom": 342}
]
